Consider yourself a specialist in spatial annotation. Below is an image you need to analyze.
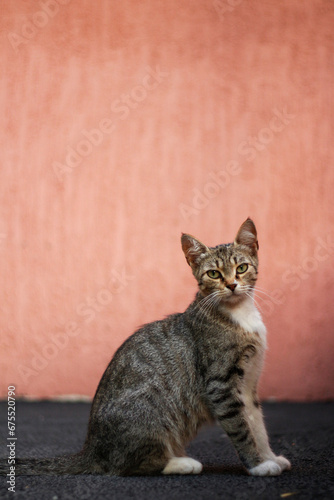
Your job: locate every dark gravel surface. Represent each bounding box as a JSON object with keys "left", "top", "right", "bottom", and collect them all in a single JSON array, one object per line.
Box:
[{"left": 0, "top": 401, "right": 333, "bottom": 499}]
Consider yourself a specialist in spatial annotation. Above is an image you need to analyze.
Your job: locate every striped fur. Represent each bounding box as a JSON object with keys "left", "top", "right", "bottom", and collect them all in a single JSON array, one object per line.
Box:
[{"left": 0, "top": 218, "right": 290, "bottom": 476}]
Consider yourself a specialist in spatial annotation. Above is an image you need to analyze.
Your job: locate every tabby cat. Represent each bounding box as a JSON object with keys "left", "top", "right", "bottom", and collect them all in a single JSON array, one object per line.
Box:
[{"left": 0, "top": 218, "right": 291, "bottom": 476}]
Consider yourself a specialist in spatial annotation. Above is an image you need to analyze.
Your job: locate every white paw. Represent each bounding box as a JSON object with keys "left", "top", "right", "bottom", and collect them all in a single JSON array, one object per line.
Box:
[
  {"left": 162, "top": 457, "right": 203, "bottom": 475},
  {"left": 274, "top": 455, "right": 291, "bottom": 472},
  {"left": 249, "top": 460, "right": 282, "bottom": 476}
]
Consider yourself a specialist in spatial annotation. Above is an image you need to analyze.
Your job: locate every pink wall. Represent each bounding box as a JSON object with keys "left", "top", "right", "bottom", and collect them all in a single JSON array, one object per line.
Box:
[{"left": 1, "top": 0, "right": 333, "bottom": 401}]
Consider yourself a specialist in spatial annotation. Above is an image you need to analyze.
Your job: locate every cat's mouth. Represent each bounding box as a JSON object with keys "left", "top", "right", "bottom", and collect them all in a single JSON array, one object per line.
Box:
[
  {"left": 225, "top": 291, "right": 242, "bottom": 301},
  {"left": 223, "top": 286, "right": 248, "bottom": 304},
  {"left": 200, "top": 286, "right": 250, "bottom": 304}
]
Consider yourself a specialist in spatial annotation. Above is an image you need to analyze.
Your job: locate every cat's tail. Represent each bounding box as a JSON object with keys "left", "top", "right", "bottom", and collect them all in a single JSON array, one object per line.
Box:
[{"left": 0, "top": 451, "right": 93, "bottom": 476}]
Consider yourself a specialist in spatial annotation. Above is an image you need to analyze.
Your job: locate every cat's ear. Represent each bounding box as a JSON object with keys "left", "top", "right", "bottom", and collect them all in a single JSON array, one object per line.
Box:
[
  {"left": 234, "top": 218, "right": 259, "bottom": 254},
  {"left": 181, "top": 234, "right": 209, "bottom": 267}
]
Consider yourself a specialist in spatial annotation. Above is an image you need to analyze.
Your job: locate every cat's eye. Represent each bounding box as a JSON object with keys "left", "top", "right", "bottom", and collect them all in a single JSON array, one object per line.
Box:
[
  {"left": 207, "top": 270, "right": 221, "bottom": 279},
  {"left": 236, "top": 263, "right": 248, "bottom": 274}
]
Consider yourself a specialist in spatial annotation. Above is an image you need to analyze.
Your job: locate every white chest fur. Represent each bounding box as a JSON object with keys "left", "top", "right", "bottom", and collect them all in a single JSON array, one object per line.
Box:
[{"left": 225, "top": 298, "right": 267, "bottom": 348}]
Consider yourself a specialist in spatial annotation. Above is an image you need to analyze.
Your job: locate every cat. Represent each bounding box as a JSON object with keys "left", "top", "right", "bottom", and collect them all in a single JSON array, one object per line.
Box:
[{"left": 0, "top": 218, "right": 291, "bottom": 476}]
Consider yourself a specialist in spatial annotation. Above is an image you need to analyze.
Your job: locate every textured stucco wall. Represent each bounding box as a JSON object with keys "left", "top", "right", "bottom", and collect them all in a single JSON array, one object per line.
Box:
[{"left": 1, "top": 0, "right": 333, "bottom": 400}]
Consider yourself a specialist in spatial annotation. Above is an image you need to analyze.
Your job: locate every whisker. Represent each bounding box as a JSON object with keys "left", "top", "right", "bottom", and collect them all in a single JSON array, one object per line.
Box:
[
  {"left": 199, "top": 292, "right": 221, "bottom": 317},
  {"left": 234, "top": 285, "right": 267, "bottom": 310},
  {"left": 195, "top": 291, "right": 223, "bottom": 329},
  {"left": 192, "top": 293, "right": 214, "bottom": 313},
  {"left": 253, "top": 285, "right": 270, "bottom": 291},
  {"left": 192, "top": 293, "right": 214, "bottom": 317},
  {"left": 252, "top": 287, "right": 274, "bottom": 300},
  {"left": 244, "top": 291, "right": 263, "bottom": 312},
  {"left": 195, "top": 291, "right": 221, "bottom": 311},
  {"left": 248, "top": 291, "right": 268, "bottom": 304}
]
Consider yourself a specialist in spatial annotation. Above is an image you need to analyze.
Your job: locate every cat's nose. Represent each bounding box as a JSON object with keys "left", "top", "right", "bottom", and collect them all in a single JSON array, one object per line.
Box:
[{"left": 226, "top": 283, "right": 237, "bottom": 292}]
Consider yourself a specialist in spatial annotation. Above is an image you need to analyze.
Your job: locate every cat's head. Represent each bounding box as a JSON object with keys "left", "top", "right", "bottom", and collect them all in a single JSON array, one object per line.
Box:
[{"left": 181, "top": 218, "right": 259, "bottom": 305}]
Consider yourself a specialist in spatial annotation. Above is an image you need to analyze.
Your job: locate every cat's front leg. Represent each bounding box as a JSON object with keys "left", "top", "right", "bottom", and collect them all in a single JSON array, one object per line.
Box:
[
  {"left": 205, "top": 376, "right": 263, "bottom": 471},
  {"left": 243, "top": 395, "right": 291, "bottom": 476},
  {"left": 205, "top": 377, "right": 289, "bottom": 476}
]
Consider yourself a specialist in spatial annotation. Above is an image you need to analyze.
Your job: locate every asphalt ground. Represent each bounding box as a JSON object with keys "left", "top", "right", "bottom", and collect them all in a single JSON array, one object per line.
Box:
[{"left": 0, "top": 401, "right": 333, "bottom": 500}]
